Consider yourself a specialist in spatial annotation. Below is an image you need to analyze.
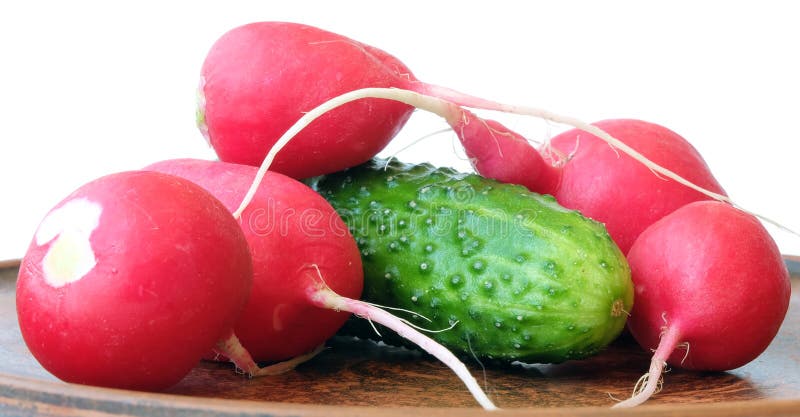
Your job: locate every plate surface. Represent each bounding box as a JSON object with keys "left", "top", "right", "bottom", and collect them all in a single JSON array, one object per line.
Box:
[{"left": 2, "top": 261, "right": 799, "bottom": 416}]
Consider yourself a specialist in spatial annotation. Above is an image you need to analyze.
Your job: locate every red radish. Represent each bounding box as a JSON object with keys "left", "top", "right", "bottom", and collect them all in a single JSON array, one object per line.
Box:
[
  {"left": 16, "top": 171, "right": 253, "bottom": 391},
  {"left": 144, "top": 158, "right": 497, "bottom": 410},
  {"left": 542, "top": 118, "right": 728, "bottom": 253},
  {"left": 614, "top": 201, "right": 791, "bottom": 407},
  {"left": 198, "top": 21, "right": 415, "bottom": 178}
]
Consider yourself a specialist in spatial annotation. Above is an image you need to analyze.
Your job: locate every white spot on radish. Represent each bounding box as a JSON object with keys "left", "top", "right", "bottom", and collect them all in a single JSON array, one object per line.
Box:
[{"left": 36, "top": 198, "right": 102, "bottom": 288}]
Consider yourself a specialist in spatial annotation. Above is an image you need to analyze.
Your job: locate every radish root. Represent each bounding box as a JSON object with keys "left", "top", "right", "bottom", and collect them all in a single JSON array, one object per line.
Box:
[
  {"left": 613, "top": 325, "right": 682, "bottom": 408},
  {"left": 213, "top": 332, "right": 324, "bottom": 377},
  {"left": 250, "top": 345, "right": 326, "bottom": 376},
  {"left": 306, "top": 264, "right": 457, "bottom": 334},
  {"left": 308, "top": 286, "right": 497, "bottom": 411},
  {"left": 631, "top": 372, "right": 665, "bottom": 399},
  {"left": 303, "top": 265, "right": 496, "bottom": 409}
]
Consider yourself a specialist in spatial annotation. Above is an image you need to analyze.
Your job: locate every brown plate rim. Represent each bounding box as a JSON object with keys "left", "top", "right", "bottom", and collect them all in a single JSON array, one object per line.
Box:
[
  {"left": 3, "top": 370, "right": 800, "bottom": 417},
  {"left": 2, "top": 259, "right": 800, "bottom": 416}
]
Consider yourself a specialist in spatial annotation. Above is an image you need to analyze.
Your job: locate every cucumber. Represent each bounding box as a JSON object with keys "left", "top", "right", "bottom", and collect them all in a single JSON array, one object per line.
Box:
[{"left": 309, "top": 158, "right": 633, "bottom": 364}]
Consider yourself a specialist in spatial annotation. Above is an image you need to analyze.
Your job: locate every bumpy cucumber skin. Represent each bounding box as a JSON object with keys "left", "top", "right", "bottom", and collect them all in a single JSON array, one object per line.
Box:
[{"left": 310, "top": 159, "right": 633, "bottom": 364}]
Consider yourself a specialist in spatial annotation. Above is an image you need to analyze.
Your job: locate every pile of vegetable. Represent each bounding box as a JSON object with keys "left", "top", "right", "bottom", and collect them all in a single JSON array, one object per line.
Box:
[{"left": 16, "top": 20, "right": 791, "bottom": 410}]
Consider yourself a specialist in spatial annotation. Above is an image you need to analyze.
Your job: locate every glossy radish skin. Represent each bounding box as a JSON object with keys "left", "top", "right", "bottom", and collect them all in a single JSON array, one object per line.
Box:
[
  {"left": 544, "top": 119, "right": 727, "bottom": 253},
  {"left": 615, "top": 201, "right": 790, "bottom": 407},
  {"left": 199, "top": 21, "right": 415, "bottom": 179},
  {"left": 145, "top": 158, "right": 363, "bottom": 362},
  {"left": 16, "top": 171, "right": 253, "bottom": 391}
]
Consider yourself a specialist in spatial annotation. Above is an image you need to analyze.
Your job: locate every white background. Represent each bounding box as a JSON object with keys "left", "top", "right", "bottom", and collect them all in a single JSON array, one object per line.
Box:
[{"left": 1, "top": 1, "right": 798, "bottom": 261}]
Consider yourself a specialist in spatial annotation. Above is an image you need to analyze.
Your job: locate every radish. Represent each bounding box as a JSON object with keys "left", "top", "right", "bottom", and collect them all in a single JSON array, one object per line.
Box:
[
  {"left": 613, "top": 200, "right": 791, "bottom": 407},
  {"left": 16, "top": 171, "right": 254, "bottom": 391},
  {"left": 540, "top": 118, "right": 728, "bottom": 253},
  {"left": 144, "top": 158, "right": 497, "bottom": 410},
  {"left": 198, "top": 21, "right": 415, "bottom": 178}
]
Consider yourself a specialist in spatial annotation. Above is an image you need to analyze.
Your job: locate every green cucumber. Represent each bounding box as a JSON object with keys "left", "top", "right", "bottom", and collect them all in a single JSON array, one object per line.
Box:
[{"left": 309, "top": 158, "right": 633, "bottom": 364}]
